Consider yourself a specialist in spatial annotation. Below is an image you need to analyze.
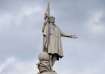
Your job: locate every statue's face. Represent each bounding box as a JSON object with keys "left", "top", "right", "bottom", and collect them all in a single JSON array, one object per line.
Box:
[{"left": 49, "top": 16, "right": 55, "bottom": 23}]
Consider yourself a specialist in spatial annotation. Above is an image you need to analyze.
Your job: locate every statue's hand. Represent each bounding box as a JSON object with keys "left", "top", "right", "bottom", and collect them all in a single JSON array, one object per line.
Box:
[
  {"left": 43, "top": 33, "right": 47, "bottom": 37},
  {"left": 70, "top": 35, "right": 78, "bottom": 39}
]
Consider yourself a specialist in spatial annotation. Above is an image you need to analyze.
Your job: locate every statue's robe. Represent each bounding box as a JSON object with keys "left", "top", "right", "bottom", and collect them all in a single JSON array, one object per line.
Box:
[{"left": 42, "top": 22, "right": 70, "bottom": 59}]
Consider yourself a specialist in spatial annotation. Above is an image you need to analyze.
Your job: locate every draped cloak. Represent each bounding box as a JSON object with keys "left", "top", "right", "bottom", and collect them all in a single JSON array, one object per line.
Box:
[{"left": 42, "top": 22, "right": 70, "bottom": 59}]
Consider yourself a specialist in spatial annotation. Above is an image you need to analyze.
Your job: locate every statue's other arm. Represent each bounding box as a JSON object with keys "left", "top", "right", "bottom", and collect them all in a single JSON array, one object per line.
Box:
[
  {"left": 42, "top": 12, "right": 49, "bottom": 33},
  {"left": 42, "top": 23, "right": 45, "bottom": 33},
  {"left": 42, "top": 23, "right": 47, "bottom": 37}
]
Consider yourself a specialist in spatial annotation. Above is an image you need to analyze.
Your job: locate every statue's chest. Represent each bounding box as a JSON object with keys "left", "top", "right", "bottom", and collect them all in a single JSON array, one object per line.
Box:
[
  {"left": 50, "top": 25, "right": 56, "bottom": 32},
  {"left": 50, "top": 25, "right": 59, "bottom": 36}
]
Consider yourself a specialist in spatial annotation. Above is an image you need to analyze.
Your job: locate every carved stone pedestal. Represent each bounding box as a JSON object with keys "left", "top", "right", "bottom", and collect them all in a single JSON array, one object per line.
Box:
[{"left": 39, "top": 72, "right": 57, "bottom": 74}]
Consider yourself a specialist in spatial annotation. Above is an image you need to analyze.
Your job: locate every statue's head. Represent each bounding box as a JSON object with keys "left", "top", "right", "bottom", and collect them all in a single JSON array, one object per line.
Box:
[{"left": 49, "top": 16, "right": 55, "bottom": 23}]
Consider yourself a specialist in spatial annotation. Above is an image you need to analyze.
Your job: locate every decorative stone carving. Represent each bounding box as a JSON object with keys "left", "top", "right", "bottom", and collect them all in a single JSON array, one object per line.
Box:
[{"left": 37, "top": 52, "right": 51, "bottom": 73}]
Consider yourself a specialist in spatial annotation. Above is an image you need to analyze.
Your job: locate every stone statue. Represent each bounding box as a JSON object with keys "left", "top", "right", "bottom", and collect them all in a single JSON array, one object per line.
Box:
[{"left": 37, "top": 0, "right": 78, "bottom": 74}]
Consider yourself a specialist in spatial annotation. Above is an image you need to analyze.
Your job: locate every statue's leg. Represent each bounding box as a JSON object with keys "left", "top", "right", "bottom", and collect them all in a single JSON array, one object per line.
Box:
[
  {"left": 49, "top": 55, "right": 53, "bottom": 70},
  {"left": 52, "top": 55, "right": 57, "bottom": 66},
  {"left": 49, "top": 54, "right": 57, "bottom": 71}
]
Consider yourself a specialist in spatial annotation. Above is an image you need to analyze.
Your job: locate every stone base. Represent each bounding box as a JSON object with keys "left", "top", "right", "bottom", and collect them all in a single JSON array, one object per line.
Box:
[{"left": 40, "top": 72, "right": 57, "bottom": 74}]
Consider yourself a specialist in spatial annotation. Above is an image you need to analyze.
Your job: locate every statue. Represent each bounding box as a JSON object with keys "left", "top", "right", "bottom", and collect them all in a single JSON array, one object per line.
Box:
[{"left": 37, "top": 0, "right": 78, "bottom": 74}]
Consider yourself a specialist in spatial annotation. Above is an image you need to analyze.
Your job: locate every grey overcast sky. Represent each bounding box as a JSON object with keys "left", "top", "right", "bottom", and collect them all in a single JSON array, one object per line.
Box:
[{"left": 0, "top": 0, "right": 105, "bottom": 74}]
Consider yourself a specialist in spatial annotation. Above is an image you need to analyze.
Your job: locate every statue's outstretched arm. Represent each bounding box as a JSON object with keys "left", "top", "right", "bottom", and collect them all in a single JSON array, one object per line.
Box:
[
  {"left": 60, "top": 28, "right": 78, "bottom": 39},
  {"left": 61, "top": 32, "right": 78, "bottom": 38}
]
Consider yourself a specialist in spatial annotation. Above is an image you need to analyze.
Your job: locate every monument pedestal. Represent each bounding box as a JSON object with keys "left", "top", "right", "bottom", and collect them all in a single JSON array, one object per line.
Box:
[{"left": 40, "top": 72, "right": 57, "bottom": 74}]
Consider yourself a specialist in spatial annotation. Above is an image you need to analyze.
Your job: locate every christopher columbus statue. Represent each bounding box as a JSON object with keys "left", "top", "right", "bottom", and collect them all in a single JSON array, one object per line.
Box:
[{"left": 37, "top": 0, "right": 78, "bottom": 74}]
